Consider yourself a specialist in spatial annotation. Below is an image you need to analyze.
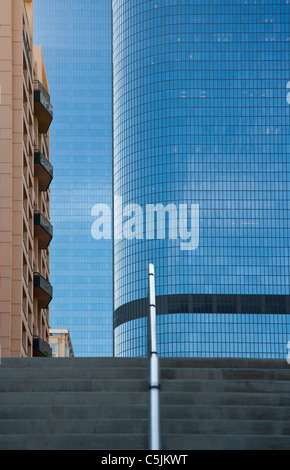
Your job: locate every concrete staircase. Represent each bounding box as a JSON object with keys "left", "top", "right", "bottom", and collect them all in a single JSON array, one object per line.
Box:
[{"left": 0, "top": 357, "right": 289, "bottom": 450}]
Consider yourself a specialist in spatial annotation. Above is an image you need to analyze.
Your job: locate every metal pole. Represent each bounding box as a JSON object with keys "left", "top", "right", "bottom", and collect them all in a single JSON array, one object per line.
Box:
[{"left": 148, "top": 263, "right": 161, "bottom": 450}]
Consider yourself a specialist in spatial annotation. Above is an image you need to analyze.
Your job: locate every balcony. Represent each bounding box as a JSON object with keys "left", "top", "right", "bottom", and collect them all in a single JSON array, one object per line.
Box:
[
  {"left": 33, "top": 335, "right": 52, "bottom": 357},
  {"left": 34, "top": 210, "right": 53, "bottom": 249},
  {"left": 33, "top": 272, "right": 53, "bottom": 309},
  {"left": 34, "top": 150, "right": 53, "bottom": 191},
  {"left": 34, "top": 80, "right": 53, "bottom": 133}
]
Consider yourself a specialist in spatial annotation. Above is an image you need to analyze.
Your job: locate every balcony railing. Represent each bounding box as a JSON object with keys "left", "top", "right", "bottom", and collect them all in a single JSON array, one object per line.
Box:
[
  {"left": 33, "top": 335, "right": 52, "bottom": 357},
  {"left": 34, "top": 149, "right": 53, "bottom": 191},
  {"left": 34, "top": 80, "right": 53, "bottom": 133},
  {"left": 34, "top": 210, "right": 53, "bottom": 249},
  {"left": 33, "top": 272, "right": 53, "bottom": 309}
]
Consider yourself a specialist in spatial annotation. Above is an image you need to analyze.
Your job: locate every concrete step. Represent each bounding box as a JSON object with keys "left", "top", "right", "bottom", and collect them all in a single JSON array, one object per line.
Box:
[
  {"left": 1, "top": 417, "right": 289, "bottom": 439},
  {"left": 161, "top": 404, "right": 290, "bottom": 421},
  {"left": 0, "top": 357, "right": 148, "bottom": 368},
  {"left": 0, "top": 378, "right": 148, "bottom": 393},
  {"left": 2, "top": 402, "right": 290, "bottom": 422},
  {"left": 3, "top": 417, "right": 288, "bottom": 438},
  {"left": 162, "top": 434, "right": 290, "bottom": 451},
  {"left": 0, "top": 391, "right": 148, "bottom": 406},
  {"left": 160, "top": 391, "right": 290, "bottom": 407},
  {"left": 2, "top": 357, "right": 287, "bottom": 370},
  {"left": 1, "top": 403, "right": 289, "bottom": 422},
  {"left": 161, "top": 418, "right": 290, "bottom": 436},
  {"left": 0, "top": 404, "right": 148, "bottom": 420},
  {"left": 159, "top": 358, "right": 289, "bottom": 370},
  {"left": 0, "top": 433, "right": 147, "bottom": 450},
  {"left": 0, "top": 418, "right": 148, "bottom": 435},
  {"left": 1, "top": 432, "right": 290, "bottom": 451},
  {"left": 160, "top": 378, "right": 290, "bottom": 394},
  {"left": 1, "top": 367, "right": 289, "bottom": 384},
  {"left": 0, "top": 367, "right": 147, "bottom": 380},
  {"left": 1, "top": 378, "right": 289, "bottom": 394},
  {"left": 161, "top": 367, "right": 290, "bottom": 382}
]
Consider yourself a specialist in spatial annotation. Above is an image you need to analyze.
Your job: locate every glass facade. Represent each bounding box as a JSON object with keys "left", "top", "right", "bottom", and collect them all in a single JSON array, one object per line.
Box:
[
  {"left": 33, "top": 0, "right": 113, "bottom": 356},
  {"left": 112, "top": 1, "right": 290, "bottom": 357}
]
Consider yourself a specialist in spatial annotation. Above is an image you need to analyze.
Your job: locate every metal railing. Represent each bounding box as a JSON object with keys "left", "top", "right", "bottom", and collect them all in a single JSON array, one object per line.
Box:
[
  {"left": 34, "top": 148, "right": 53, "bottom": 175},
  {"left": 22, "top": 30, "right": 32, "bottom": 74},
  {"left": 34, "top": 210, "right": 53, "bottom": 236},
  {"left": 33, "top": 81, "right": 53, "bottom": 122},
  {"left": 148, "top": 264, "right": 161, "bottom": 450},
  {"left": 33, "top": 80, "right": 51, "bottom": 104}
]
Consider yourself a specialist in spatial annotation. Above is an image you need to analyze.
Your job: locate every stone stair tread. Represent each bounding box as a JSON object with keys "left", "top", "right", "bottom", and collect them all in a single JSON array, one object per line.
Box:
[
  {"left": 0, "top": 358, "right": 147, "bottom": 368},
  {"left": 0, "top": 378, "right": 148, "bottom": 393},
  {"left": 0, "top": 433, "right": 148, "bottom": 450},
  {"left": 161, "top": 369, "right": 290, "bottom": 378},
  {"left": 0, "top": 418, "right": 148, "bottom": 435},
  {"left": 162, "top": 434, "right": 290, "bottom": 450},
  {"left": 161, "top": 418, "right": 290, "bottom": 435},
  {"left": 0, "top": 369, "right": 147, "bottom": 379},
  {"left": 160, "top": 358, "right": 288, "bottom": 368},
  {"left": 1, "top": 417, "right": 289, "bottom": 434}
]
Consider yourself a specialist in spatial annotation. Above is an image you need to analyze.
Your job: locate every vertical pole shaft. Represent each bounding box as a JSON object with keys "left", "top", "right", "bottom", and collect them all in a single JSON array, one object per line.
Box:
[{"left": 148, "top": 263, "right": 161, "bottom": 450}]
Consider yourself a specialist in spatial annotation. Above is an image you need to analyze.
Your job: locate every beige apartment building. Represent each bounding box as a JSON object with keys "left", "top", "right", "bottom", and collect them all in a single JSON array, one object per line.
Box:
[
  {"left": 49, "top": 329, "right": 75, "bottom": 358},
  {"left": 0, "top": 0, "right": 53, "bottom": 357}
]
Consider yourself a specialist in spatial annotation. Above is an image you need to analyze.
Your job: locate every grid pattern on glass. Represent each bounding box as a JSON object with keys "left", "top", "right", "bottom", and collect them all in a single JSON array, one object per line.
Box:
[
  {"left": 34, "top": 0, "right": 113, "bottom": 356},
  {"left": 112, "top": 0, "right": 290, "bottom": 357},
  {"left": 115, "top": 313, "right": 290, "bottom": 359}
]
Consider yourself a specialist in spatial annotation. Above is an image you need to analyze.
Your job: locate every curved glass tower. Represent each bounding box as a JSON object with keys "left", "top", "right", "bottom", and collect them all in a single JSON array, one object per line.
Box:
[{"left": 112, "top": 0, "right": 290, "bottom": 357}]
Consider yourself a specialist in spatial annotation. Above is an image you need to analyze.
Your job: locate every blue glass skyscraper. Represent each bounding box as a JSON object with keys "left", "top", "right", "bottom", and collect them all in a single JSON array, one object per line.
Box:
[
  {"left": 33, "top": 0, "right": 113, "bottom": 356},
  {"left": 112, "top": 1, "right": 290, "bottom": 357}
]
